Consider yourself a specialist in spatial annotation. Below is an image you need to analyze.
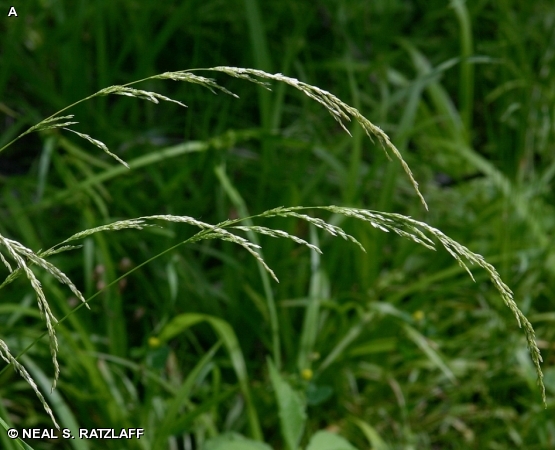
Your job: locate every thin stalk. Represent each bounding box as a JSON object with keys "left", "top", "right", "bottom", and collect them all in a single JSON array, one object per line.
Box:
[
  {"left": 0, "top": 72, "right": 170, "bottom": 156},
  {"left": 297, "top": 226, "right": 322, "bottom": 373},
  {"left": 214, "top": 164, "right": 282, "bottom": 370},
  {"left": 0, "top": 94, "right": 97, "bottom": 155},
  {"left": 451, "top": 0, "right": 474, "bottom": 139},
  {"left": 345, "top": 53, "right": 363, "bottom": 205}
]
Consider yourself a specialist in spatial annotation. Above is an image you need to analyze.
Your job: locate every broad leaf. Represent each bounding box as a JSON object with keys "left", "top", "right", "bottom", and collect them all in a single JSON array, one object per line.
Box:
[{"left": 267, "top": 358, "right": 306, "bottom": 450}]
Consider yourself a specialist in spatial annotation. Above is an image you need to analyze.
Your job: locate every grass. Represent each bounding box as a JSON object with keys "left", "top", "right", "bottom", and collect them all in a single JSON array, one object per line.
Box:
[
  {"left": 1, "top": 1, "right": 554, "bottom": 449},
  {"left": 0, "top": 66, "right": 548, "bottom": 448}
]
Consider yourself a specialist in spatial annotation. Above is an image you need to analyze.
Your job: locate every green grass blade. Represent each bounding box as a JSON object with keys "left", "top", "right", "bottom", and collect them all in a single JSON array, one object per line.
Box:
[
  {"left": 350, "top": 418, "right": 390, "bottom": 450},
  {"left": 451, "top": 0, "right": 474, "bottom": 136},
  {"left": 0, "top": 405, "right": 32, "bottom": 450},
  {"left": 157, "top": 313, "right": 263, "bottom": 441},
  {"left": 215, "top": 164, "right": 281, "bottom": 369},
  {"left": 153, "top": 341, "right": 222, "bottom": 447},
  {"left": 297, "top": 227, "right": 326, "bottom": 374},
  {"left": 403, "top": 324, "right": 456, "bottom": 384},
  {"left": 19, "top": 356, "right": 88, "bottom": 450},
  {"left": 317, "top": 312, "right": 374, "bottom": 374},
  {"left": 28, "top": 130, "right": 261, "bottom": 214},
  {"left": 243, "top": 0, "right": 273, "bottom": 129}
]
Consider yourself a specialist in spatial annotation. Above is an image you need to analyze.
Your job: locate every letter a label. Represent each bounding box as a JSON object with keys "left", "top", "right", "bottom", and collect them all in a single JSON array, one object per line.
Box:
[{"left": 8, "top": 7, "right": 18, "bottom": 17}]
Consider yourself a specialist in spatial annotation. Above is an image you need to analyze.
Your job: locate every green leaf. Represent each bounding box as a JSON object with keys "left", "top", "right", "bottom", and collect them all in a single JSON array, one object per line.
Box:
[
  {"left": 145, "top": 345, "right": 170, "bottom": 369},
  {"left": 305, "top": 430, "right": 358, "bottom": 450},
  {"left": 20, "top": 356, "right": 88, "bottom": 450},
  {"left": 0, "top": 414, "right": 34, "bottom": 450},
  {"left": 306, "top": 383, "right": 333, "bottom": 406},
  {"left": 403, "top": 323, "right": 456, "bottom": 384},
  {"left": 157, "top": 313, "right": 262, "bottom": 440},
  {"left": 267, "top": 358, "right": 306, "bottom": 450},
  {"left": 350, "top": 418, "right": 389, "bottom": 450},
  {"left": 202, "top": 432, "right": 273, "bottom": 450},
  {"left": 152, "top": 342, "right": 222, "bottom": 447}
]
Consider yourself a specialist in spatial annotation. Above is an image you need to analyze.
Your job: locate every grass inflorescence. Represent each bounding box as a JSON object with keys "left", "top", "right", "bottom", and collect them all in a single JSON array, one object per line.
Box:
[{"left": 0, "top": 56, "right": 549, "bottom": 449}]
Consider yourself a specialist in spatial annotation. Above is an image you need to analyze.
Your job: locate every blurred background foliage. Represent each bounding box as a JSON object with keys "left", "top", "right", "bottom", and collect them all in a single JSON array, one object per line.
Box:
[{"left": 0, "top": 0, "right": 554, "bottom": 448}]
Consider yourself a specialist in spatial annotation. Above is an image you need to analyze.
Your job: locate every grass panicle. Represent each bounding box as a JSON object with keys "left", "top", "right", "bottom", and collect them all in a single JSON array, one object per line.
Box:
[
  {"left": 0, "top": 234, "right": 61, "bottom": 392},
  {"left": 97, "top": 85, "right": 188, "bottom": 108},
  {"left": 207, "top": 67, "right": 428, "bottom": 210},
  {"left": 0, "top": 340, "right": 59, "bottom": 430},
  {"left": 2, "top": 66, "right": 426, "bottom": 208},
  {"left": 24, "top": 115, "right": 79, "bottom": 135},
  {"left": 62, "top": 128, "right": 129, "bottom": 169},
  {"left": 232, "top": 225, "right": 322, "bottom": 254},
  {"left": 0, "top": 66, "right": 546, "bottom": 435},
  {"left": 153, "top": 72, "right": 240, "bottom": 97}
]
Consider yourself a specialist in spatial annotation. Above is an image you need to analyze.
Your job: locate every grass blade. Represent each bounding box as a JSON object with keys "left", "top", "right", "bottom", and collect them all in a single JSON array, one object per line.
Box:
[{"left": 157, "top": 313, "right": 263, "bottom": 441}]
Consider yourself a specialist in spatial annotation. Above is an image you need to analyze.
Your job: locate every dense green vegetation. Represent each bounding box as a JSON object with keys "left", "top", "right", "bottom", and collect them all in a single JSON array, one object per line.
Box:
[{"left": 1, "top": 1, "right": 554, "bottom": 449}]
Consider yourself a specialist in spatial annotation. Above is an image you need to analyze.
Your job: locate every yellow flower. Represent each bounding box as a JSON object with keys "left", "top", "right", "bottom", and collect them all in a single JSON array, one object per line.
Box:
[
  {"left": 301, "top": 369, "right": 313, "bottom": 381},
  {"left": 148, "top": 336, "right": 161, "bottom": 348},
  {"left": 413, "top": 310, "right": 425, "bottom": 322}
]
